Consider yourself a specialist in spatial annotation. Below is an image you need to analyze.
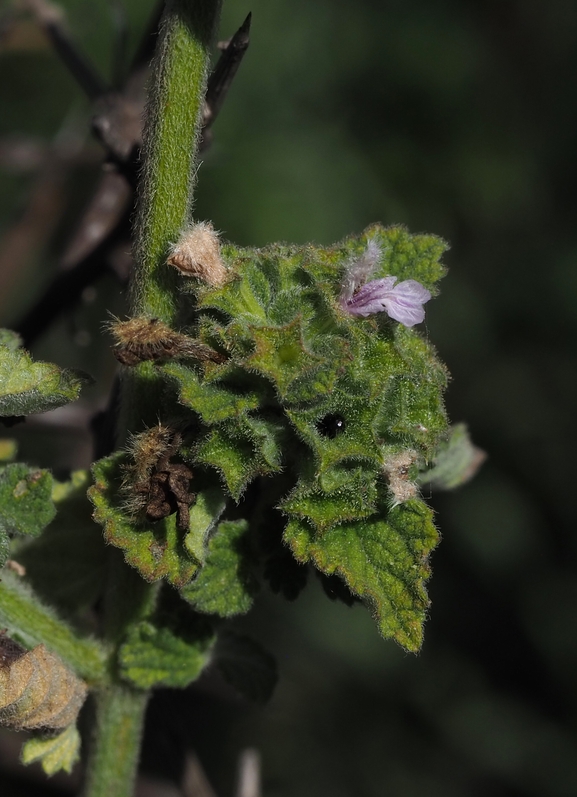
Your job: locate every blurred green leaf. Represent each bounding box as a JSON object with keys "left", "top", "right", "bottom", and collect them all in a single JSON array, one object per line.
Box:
[
  {"left": 0, "top": 463, "right": 55, "bottom": 567},
  {"left": 0, "top": 330, "right": 87, "bottom": 416},
  {"left": 21, "top": 724, "right": 82, "bottom": 776},
  {"left": 17, "top": 471, "right": 107, "bottom": 613}
]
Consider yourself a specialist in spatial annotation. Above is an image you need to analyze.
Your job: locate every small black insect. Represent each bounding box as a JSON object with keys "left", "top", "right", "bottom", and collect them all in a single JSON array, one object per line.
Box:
[{"left": 316, "top": 413, "right": 346, "bottom": 439}]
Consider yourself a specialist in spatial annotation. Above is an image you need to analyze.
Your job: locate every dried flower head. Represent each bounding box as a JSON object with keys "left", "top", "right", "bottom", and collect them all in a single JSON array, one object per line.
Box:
[
  {"left": 384, "top": 450, "right": 418, "bottom": 506},
  {"left": 167, "top": 221, "right": 228, "bottom": 286},
  {"left": 121, "top": 424, "right": 195, "bottom": 530},
  {"left": 0, "top": 639, "right": 87, "bottom": 731},
  {"left": 340, "top": 239, "right": 431, "bottom": 327},
  {"left": 109, "top": 317, "right": 225, "bottom": 366},
  {"left": 340, "top": 237, "right": 383, "bottom": 303}
]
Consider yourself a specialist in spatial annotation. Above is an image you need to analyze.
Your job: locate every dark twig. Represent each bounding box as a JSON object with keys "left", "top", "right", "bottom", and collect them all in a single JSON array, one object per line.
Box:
[
  {"left": 200, "top": 12, "right": 252, "bottom": 150},
  {"left": 129, "top": 0, "right": 164, "bottom": 73},
  {"left": 207, "top": 13, "right": 252, "bottom": 124}
]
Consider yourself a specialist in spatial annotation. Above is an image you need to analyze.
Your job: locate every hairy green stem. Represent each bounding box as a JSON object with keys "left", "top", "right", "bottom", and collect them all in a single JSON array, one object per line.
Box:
[
  {"left": 132, "top": 0, "right": 222, "bottom": 323},
  {"left": 0, "top": 570, "right": 107, "bottom": 684},
  {"left": 122, "top": 0, "right": 222, "bottom": 433},
  {"left": 84, "top": 2, "right": 222, "bottom": 795},
  {"left": 81, "top": 684, "right": 149, "bottom": 797}
]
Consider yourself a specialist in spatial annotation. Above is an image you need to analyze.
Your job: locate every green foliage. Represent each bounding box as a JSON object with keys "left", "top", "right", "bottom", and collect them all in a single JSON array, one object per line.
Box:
[
  {"left": 17, "top": 471, "right": 108, "bottom": 615},
  {"left": 182, "top": 519, "right": 258, "bottom": 616},
  {"left": 21, "top": 724, "right": 82, "bottom": 776},
  {"left": 0, "top": 329, "right": 86, "bottom": 416},
  {"left": 213, "top": 632, "right": 278, "bottom": 704},
  {"left": 0, "top": 570, "right": 107, "bottom": 684},
  {"left": 417, "top": 423, "right": 486, "bottom": 490},
  {"left": 285, "top": 499, "right": 439, "bottom": 651},
  {"left": 118, "top": 617, "right": 214, "bottom": 689},
  {"left": 89, "top": 223, "right": 450, "bottom": 650},
  {"left": 0, "top": 463, "right": 55, "bottom": 566}
]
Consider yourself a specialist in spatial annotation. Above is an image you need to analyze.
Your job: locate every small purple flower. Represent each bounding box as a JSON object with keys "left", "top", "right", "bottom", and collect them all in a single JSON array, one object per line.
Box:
[{"left": 342, "top": 276, "right": 431, "bottom": 327}]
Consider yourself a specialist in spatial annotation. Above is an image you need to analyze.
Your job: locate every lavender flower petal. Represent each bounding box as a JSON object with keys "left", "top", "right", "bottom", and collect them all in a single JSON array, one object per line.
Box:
[
  {"left": 343, "top": 277, "right": 431, "bottom": 327},
  {"left": 382, "top": 280, "right": 432, "bottom": 327},
  {"left": 343, "top": 277, "right": 397, "bottom": 316}
]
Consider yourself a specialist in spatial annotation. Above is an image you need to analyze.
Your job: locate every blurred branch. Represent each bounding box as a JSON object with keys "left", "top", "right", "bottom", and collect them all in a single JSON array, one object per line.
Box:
[
  {"left": 235, "top": 749, "right": 261, "bottom": 797},
  {"left": 9, "top": 9, "right": 252, "bottom": 347},
  {"left": 13, "top": 203, "right": 132, "bottom": 346},
  {"left": 0, "top": 123, "right": 86, "bottom": 314},
  {"left": 17, "top": 0, "right": 108, "bottom": 100},
  {"left": 181, "top": 755, "right": 219, "bottom": 797}
]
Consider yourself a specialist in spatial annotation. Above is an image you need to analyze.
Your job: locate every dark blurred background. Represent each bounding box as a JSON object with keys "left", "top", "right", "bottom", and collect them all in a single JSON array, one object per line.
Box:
[{"left": 1, "top": 0, "right": 576, "bottom": 795}]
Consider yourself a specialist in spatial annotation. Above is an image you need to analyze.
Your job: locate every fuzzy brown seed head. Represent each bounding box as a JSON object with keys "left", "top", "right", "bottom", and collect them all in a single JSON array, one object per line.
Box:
[
  {"left": 109, "top": 317, "right": 225, "bottom": 366},
  {"left": 121, "top": 425, "right": 195, "bottom": 530},
  {"left": 167, "top": 221, "right": 228, "bottom": 286},
  {"left": 124, "top": 424, "right": 177, "bottom": 485},
  {"left": 0, "top": 641, "right": 87, "bottom": 731}
]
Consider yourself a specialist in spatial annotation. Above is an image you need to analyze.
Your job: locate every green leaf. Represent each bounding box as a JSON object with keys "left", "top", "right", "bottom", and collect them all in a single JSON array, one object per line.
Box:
[
  {"left": 417, "top": 423, "right": 486, "bottom": 489},
  {"left": 281, "top": 468, "right": 379, "bottom": 533},
  {"left": 284, "top": 499, "right": 440, "bottom": 652},
  {"left": 0, "top": 464, "right": 55, "bottom": 558},
  {"left": 0, "top": 331, "right": 87, "bottom": 415},
  {"left": 164, "top": 361, "right": 262, "bottom": 422},
  {"left": 21, "top": 724, "right": 81, "bottom": 776},
  {"left": 247, "top": 318, "right": 326, "bottom": 398},
  {"left": 0, "top": 439, "right": 17, "bottom": 462},
  {"left": 367, "top": 224, "right": 448, "bottom": 292},
  {"left": 0, "top": 329, "right": 22, "bottom": 350},
  {"left": 213, "top": 631, "right": 277, "bottom": 704},
  {"left": 184, "top": 487, "right": 227, "bottom": 563},
  {"left": 88, "top": 452, "right": 223, "bottom": 587},
  {"left": 182, "top": 520, "right": 258, "bottom": 617},
  {"left": 196, "top": 418, "right": 284, "bottom": 500},
  {"left": 118, "top": 618, "right": 214, "bottom": 689},
  {"left": 17, "top": 471, "right": 108, "bottom": 614}
]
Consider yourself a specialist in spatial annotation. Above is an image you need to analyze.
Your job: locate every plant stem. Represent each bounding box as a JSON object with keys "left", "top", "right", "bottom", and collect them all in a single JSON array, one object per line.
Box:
[
  {"left": 0, "top": 570, "right": 107, "bottom": 685},
  {"left": 122, "top": 0, "right": 222, "bottom": 433},
  {"left": 132, "top": 0, "right": 222, "bottom": 324},
  {"left": 83, "top": 2, "right": 222, "bottom": 795},
  {"left": 81, "top": 684, "right": 149, "bottom": 797}
]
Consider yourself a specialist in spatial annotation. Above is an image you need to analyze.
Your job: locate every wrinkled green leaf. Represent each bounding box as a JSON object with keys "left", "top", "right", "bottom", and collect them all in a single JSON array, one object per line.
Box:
[
  {"left": 21, "top": 724, "right": 81, "bottom": 775},
  {"left": 0, "top": 464, "right": 55, "bottom": 563},
  {"left": 118, "top": 618, "right": 214, "bottom": 689},
  {"left": 281, "top": 468, "right": 379, "bottom": 533},
  {"left": 284, "top": 499, "right": 439, "bottom": 652},
  {"left": 182, "top": 520, "right": 258, "bottom": 617},
  {"left": 0, "top": 331, "right": 87, "bottom": 416},
  {"left": 214, "top": 631, "right": 277, "bottom": 704}
]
